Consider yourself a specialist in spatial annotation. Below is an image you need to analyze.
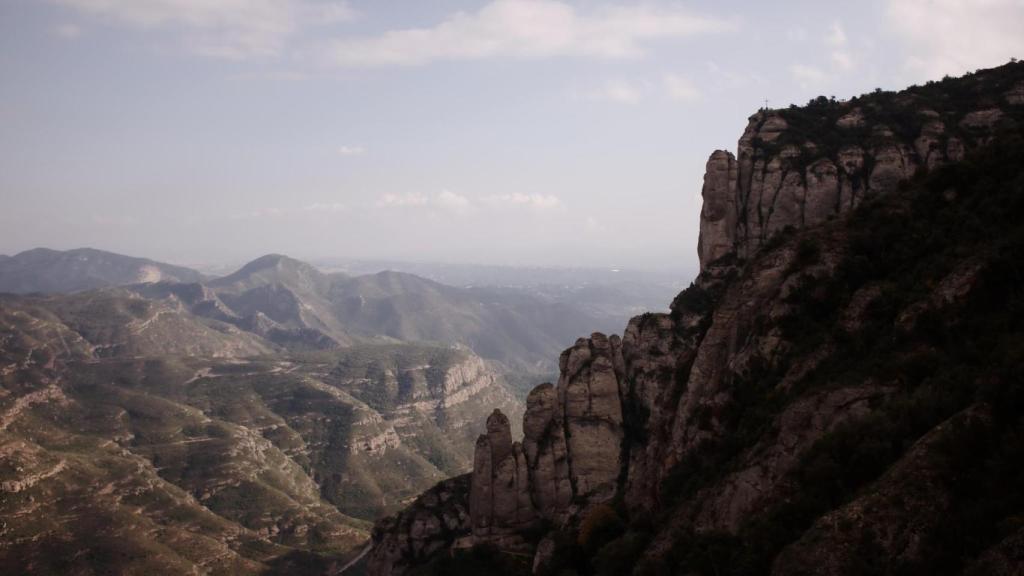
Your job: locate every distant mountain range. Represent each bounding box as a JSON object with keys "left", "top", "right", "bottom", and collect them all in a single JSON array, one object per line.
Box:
[
  {"left": 0, "top": 246, "right": 680, "bottom": 571},
  {"left": 0, "top": 247, "right": 206, "bottom": 293},
  {"left": 0, "top": 248, "right": 650, "bottom": 373}
]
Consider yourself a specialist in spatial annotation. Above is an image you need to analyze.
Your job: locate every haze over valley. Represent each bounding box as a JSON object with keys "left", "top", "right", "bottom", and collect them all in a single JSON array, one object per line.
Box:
[{"left": 3, "top": 1, "right": 1024, "bottom": 575}]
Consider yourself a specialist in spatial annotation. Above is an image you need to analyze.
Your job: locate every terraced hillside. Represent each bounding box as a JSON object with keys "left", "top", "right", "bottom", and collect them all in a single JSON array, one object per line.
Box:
[{"left": 0, "top": 291, "right": 523, "bottom": 573}]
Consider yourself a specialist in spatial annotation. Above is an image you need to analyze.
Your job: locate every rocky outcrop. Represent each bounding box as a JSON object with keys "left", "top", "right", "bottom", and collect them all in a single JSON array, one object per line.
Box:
[
  {"left": 367, "top": 334, "right": 631, "bottom": 573},
  {"left": 471, "top": 335, "right": 626, "bottom": 541},
  {"left": 332, "top": 349, "right": 523, "bottom": 472},
  {"left": 697, "top": 74, "right": 1021, "bottom": 269},
  {"left": 555, "top": 334, "right": 626, "bottom": 500},
  {"left": 367, "top": 60, "right": 1024, "bottom": 576},
  {"left": 697, "top": 150, "right": 739, "bottom": 267},
  {"left": 365, "top": 475, "right": 473, "bottom": 576},
  {"left": 349, "top": 425, "right": 402, "bottom": 456},
  {"left": 469, "top": 410, "right": 536, "bottom": 545}
]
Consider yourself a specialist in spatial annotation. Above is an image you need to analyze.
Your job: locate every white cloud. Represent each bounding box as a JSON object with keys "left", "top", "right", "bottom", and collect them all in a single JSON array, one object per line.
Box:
[
  {"left": 378, "top": 190, "right": 561, "bottom": 214},
  {"left": 337, "top": 145, "right": 364, "bottom": 156},
  {"left": 577, "top": 79, "right": 646, "bottom": 104},
  {"left": 705, "top": 61, "right": 765, "bottom": 89},
  {"left": 826, "top": 22, "right": 847, "bottom": 47},
  {"left": 435, "top": 189, "right": 471, "bottom": 212},
  {"left": 483, "top": 193, "right": 563, "bottom": 210},
  {"left": 378, "top": 192, "right": 429, "bottom": 208},
  {"left": 886, "top": 0, "right": 1024, "bottom": 81},
  {"left": 789, "top": 64, "right": 829, "bottom": 89},
  {"left": 323, "top": 0, "right": 733, "bottom": 67},
  {"left": 664, "top": 73, "right": 700, "bottom": 102},
  {"left": 303, "top": 202, "right": 346, "bottom": 213},
  {"left": 825, "top": 22, "right": 855, "bottom": 72},
  {"left": 55, "top": 0, "right": 355, "bottom": 59},
  {"left": 377, "top": 190, "right": 471, "bottom": 213},
  {"left": 229, "top": 201, "right": 347, "bottom": 220},
  {"left": 831, "top": 50, "right": 855, "bottom": 71},
  {"left": 790, "top": 22, "right": 858, "bottom": 91},
  {"left": 53, "top": 23, "right": 82, "bottom": 39}
]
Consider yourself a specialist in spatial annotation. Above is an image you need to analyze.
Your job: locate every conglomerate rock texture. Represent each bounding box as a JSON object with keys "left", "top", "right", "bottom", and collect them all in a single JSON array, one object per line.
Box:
[
  {"left": 698, "top": 71, "right": 1024, "bottom": 269},
  {"left": 367, "top": 61, "right": 1024, "bottom": 576}
]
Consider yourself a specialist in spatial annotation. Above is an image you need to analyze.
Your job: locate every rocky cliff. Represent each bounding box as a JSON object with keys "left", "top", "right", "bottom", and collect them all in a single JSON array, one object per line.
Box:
[
  {"left": 698, "top": 65, "right": 1024, "bottom": 268},
  {"left": 366, "top": 61, "right": 1024, "bottom": 576}
]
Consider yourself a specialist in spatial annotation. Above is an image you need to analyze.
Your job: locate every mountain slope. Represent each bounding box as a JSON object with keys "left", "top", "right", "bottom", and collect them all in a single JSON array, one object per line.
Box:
[
  {"left": 366, "top": 61, "right": 1024, "bottom": 576},
  {"left": 0, "top": 248, "right": 205, "bottom": 294},
  {"left": 0, "top": 291, "right": 523, "bottom": 572},
  {"left": 208, "top": 254, "right": 353, "bottom": 348},
  {"left": 1, "top": 248, "right": 626, "bottom": 373},
  {"left": 163, "top": 256, "right": 620, "bottom": 371},
  {"left": 330, "top": 270, "right": 615, "bottom": 372}
]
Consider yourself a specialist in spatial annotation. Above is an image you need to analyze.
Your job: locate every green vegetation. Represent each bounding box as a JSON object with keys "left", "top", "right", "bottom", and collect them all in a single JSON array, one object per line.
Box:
[
  {"left": 769, "top": 60, "right": 1024, "bottom": 172},
  {"left": 647, "top": 121, "right": 1024, "bottom": 575},
  {"left": 523, "top": 112, "right": 1024, "bottom": 576}
]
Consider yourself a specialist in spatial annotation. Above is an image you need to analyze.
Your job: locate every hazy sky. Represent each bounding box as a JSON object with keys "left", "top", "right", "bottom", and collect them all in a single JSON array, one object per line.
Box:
[{"left": 2, "top": 1, "right": 1023, "bottom": 273}]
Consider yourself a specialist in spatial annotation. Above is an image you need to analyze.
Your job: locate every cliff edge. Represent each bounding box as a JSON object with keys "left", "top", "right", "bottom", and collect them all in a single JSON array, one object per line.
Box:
[{"left": 367, "top": 61, "right": 1024, "bottom": 576}]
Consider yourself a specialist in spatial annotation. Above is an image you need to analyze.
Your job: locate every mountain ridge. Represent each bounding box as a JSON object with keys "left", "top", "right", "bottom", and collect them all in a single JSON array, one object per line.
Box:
[
  {"left": 365, "top": 60, "right": 1024, "bottom": 576},
  {"left": 0, "top": 247, "right": 206, "bottom": 294},
  {"left": 1, "top": 249, "right": 626, "bottom": 372}
]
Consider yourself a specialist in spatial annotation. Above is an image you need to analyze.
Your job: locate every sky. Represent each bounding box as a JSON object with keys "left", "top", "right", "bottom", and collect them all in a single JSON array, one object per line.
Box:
[{"left": 2, "top": 0, "right": 1023, "bottom": 274}]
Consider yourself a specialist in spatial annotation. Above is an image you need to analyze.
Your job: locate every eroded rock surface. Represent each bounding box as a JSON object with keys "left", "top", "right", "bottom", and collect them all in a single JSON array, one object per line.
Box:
[
  {"left": 366, "top": 475, "right": 472, "bottom": 576},
  {"left": 367, "top": 61, "right": 1024, "bottom": 576},
  {"left": 698, "top": 82, "right": 1019, "bottom": 269}
]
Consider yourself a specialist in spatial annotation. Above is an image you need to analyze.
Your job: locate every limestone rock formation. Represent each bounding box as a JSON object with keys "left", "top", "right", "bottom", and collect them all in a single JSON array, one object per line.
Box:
[
  {"left": 366, "top": 475, "right": 473, "bottom": 576},
  {"left": 469, "top": 409, "right": 536, "bottom": 543},
  {"left": 367, "top": 60, "right": 1024, "bottom": 576},
  {"left": 697, "top": 71, "right": 1022, "bottom": 269},
  {"left": 470, "top": 334, "right": 626, "bottom": 539}
]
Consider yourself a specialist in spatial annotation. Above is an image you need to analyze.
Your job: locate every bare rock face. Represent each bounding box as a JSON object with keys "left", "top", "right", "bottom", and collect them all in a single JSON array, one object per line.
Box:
[
  {"left": 469, "top": 409, "right": 536, "bottom": 540},
  {"left": 557, "top": 333, "right": 625, "bottom": 500},
  {"left": 366, "top": 475, "right": 472, "bottom": 576},
  {"left": 437, "top": 332, "right": 631, "bottom": 559},
  {"left": 668, "top": 247, "right": 799, "bottom": 469},
  {"left": 367, "top": 61, "right": 1024, "bottom": 576},
  {"left": 522, "top": 383, "right": 572, "bottom": 515},
  {"left": 698, "top": 150, "right": 739, "bottom": 267},
  {"left": 835, "top": 107, "right": 866, "bottom": 129},
  {"left": 620, "top": 311, "right": 687, "bottom": 508},
  {"left": 697, "top": 96, "right": 1014, "bottom": 270}
]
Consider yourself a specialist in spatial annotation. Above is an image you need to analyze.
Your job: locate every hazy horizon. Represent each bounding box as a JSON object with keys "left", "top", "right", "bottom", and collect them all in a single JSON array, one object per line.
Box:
[{"left": 3, "top": 0, "right": 1023, "bottom": 270}]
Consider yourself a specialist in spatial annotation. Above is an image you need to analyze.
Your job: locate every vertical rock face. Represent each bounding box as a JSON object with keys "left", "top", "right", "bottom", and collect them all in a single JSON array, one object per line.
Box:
[
  {"left": 698, "top": 150, "right": 739, "bottom": 267},
  {"left": 469, "top": 409, "right": 535, "bottom": 540},
  {"left": 471, "top": 334, "right": 628, "bottom": 540},
  {"left": 698, "top": 89, "right": 1018, "bottom": 269},
  {"left": 522, "top": 383, "right": 572, "bottom": 515},
  {"left": 367, "top": 61, "right": 1024, "bottom": 576},
  {"left": 557, "top": 334, "right": 625, "bottom": 500}
]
